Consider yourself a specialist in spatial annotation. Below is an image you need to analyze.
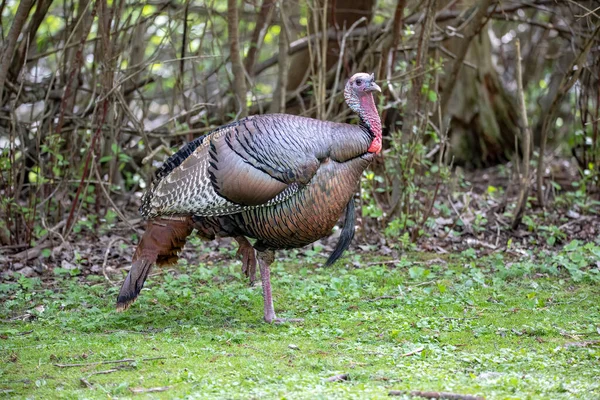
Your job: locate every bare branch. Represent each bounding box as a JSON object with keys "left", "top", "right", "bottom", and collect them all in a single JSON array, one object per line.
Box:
[
  {"left": 245, "top": 0, "right": 276, "bottom": 76},
  {"left": 536, "top": 24, "right": 600, "bottom": 207},
  {"left": 0, "top": 0, "right": 34, "bottom": 103}
]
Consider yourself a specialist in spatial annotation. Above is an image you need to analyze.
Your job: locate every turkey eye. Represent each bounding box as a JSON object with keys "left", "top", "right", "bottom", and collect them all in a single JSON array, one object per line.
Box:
[{"left": 355, "top": 79, "right": 363, "bottom": 86}]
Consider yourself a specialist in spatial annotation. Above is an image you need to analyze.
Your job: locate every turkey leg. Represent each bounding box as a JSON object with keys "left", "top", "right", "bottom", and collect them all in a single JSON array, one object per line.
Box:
[
  {"left": 234, "top": 236, "right": 256, "bottom": 284},
  {"left": 257, "top": 250, "right": 303, "bottom": 324}
]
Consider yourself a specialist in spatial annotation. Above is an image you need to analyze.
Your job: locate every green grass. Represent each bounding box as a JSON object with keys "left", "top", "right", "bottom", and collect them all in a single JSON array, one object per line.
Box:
[{"left": 1, "top": 249, "right": 600, "bottom": 399}]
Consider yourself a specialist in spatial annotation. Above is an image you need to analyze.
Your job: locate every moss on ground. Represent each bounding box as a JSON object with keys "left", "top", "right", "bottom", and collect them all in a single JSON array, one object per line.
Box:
[{"left": 1, "top": 250, "right": 599, "bottom": 399}]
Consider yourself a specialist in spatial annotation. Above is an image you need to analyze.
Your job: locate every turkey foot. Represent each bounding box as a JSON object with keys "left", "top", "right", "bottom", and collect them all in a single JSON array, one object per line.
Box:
[
  {"left": 235, "top": 236, "right": 256, "bottom": 284},
  {"left": 258, "top": 250, "right": 303, "bottom": 324}
]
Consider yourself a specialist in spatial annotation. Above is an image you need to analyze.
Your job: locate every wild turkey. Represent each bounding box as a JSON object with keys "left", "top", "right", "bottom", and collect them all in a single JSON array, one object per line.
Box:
[{"left": 116, "top": 72, "right": 382, "bottom": 323}]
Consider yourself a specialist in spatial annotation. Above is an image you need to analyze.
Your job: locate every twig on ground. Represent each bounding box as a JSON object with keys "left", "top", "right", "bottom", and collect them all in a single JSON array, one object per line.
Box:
[
  {"left": 388, "top": 390, "right": 485, "bottom": 399},
  {"left": 87, "top": 368, "right": 120, "bottom": 376},
  {"left": 130, "top": 386, "right": 171, "bottom": 394},
  {"left": 410, "top": 281, "right": 436, "bottom": 287},
  {"left": 564, "top": 340, "right": 600, "bottom": 348},
  {"left": 363, "top": 295, "right": 397, "bottom": 302},
  {"left": 54, "top": 356, "right": 167, "bottom": 368},
  {"left": 80, "top": 377, "right": 93, "bottom": 389},
  {"left": 400, "top": 347, "right": 425, "bottom": 357},
  {"left": 326, "top": 373, "right": 349, "bottom": 382},
  {"left": 366, "top": 260, "right": 402, "bottom": 266},
  {"left": 11, "top": 239, "right": 54, "bottom": 261},
  {"left": 465, "top": 238, "right": 497, "bottom": 250},
  {"left": 558, "top": 216, "right": 593, "bottom": 230}
]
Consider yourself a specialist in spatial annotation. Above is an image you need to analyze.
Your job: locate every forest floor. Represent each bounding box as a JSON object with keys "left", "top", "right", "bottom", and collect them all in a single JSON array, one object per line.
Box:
[{"left": 2, "top": 245, "right": 600, "bottom": 399}]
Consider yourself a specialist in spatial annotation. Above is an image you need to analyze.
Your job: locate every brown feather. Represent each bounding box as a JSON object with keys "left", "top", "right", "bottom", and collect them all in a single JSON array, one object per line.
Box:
[
  {"left": 210, "top": 133, "right": 289, "bottom": 205},
  {"left": 116, "top": 216, "right": 193, "bottom": 311}
]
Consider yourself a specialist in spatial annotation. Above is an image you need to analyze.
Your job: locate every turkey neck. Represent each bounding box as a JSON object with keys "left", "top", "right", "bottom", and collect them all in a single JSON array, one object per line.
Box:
[{"left": 359, "top": 93, "right": 382, "bottom": 154}]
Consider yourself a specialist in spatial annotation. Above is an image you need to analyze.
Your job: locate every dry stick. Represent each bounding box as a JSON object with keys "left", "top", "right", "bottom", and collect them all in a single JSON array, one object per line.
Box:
[
  {"left": 79, "top": 367, "right": 125, "bottom": 390},
  {"left": 326, "top": 373, "right": 349, "bottom": 382},
  {"left": 565, "top": 0, "right": 600, "bottom": 19},
  {"left": 363, "top": 295, "right": 397, "bottom": 302},
  {"left": 511, "top": 39, "right": 532, "bottom": 229},
  {"left": 227, "top": 0, "right": 247, "bottom": 118},
  {"left": 400, "top": 347, "right": 425, "bottom": 357},
  {"left": 80, "top": 377, "right": 93, "bottom": 389},
  {"left": 130, "top": 386, "right": 171, "bottom": 394},
  {"left": 564, "top": 340, "right": 600, "bottom": 348},
  {"left": 54, "top": 356, "right": 167, "bottom": 368},
  {"left": 0, "top": 0, "right": 33, "bottom": 102},
  {"left": 87, "top": 368, "right": 121, "bottom": 376},
  {"left": 536, "top": 24, "right": 600, "bottom": 207},
  {"left": 388, "top": 390, "right": 485, "bottom": 400}
]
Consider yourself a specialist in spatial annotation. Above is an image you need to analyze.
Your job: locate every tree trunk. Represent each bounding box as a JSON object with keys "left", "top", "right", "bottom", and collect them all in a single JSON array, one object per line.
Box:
[{"left": 442, "top": 1, "right": 519, "bottom": 167}]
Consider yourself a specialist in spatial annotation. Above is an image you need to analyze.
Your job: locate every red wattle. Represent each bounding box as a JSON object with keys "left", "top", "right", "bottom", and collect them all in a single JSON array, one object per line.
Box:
[
  {"left": 360, "top": 94, "right": 382, "bottom": 155},
  {"left": 368, "top": 136, "right": 382, "bottom": 154}
]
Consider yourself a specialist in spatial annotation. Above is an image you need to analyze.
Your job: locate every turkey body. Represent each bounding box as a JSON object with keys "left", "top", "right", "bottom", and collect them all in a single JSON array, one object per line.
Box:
[
  {"left": 117, "top": 72, "right": 381, "bottom": 323},
  {"left": 184, "top": 116, "right": 373, "bottom": 251},
  {"left": 226, "top": 153, "right": 371, "bottom": 250}
]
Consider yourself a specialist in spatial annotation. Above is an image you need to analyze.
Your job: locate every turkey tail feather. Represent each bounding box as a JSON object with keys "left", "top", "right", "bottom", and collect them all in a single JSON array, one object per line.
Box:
[
  {"left": 116, "top": 216, "right": 194, "bottom": 311},
  {"left": 116, "top": 258, "right": 155, "bottom": 311},
  {"left": 325, "top": 199, "right": 356, "bottom": 266}
]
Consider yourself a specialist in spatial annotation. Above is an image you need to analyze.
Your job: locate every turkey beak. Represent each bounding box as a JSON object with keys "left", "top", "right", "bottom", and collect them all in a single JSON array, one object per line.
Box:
[{"left": 367, "top": 80, "right": 381, "bottom": 93}]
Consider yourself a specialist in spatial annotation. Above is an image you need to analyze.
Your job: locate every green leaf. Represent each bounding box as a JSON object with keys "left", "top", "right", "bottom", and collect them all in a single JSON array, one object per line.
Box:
[
  {"left": 563, "top": 240, "right": 580, "bottom": 252},
  {"left": 427, "top": 90, "right": 438, "bottom": 102}
]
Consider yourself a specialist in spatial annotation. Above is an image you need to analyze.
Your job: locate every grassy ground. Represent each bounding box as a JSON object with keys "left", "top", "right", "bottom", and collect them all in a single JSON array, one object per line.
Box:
[{"left": 1, "top": 246, "right": 600, "bottom": 399}]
